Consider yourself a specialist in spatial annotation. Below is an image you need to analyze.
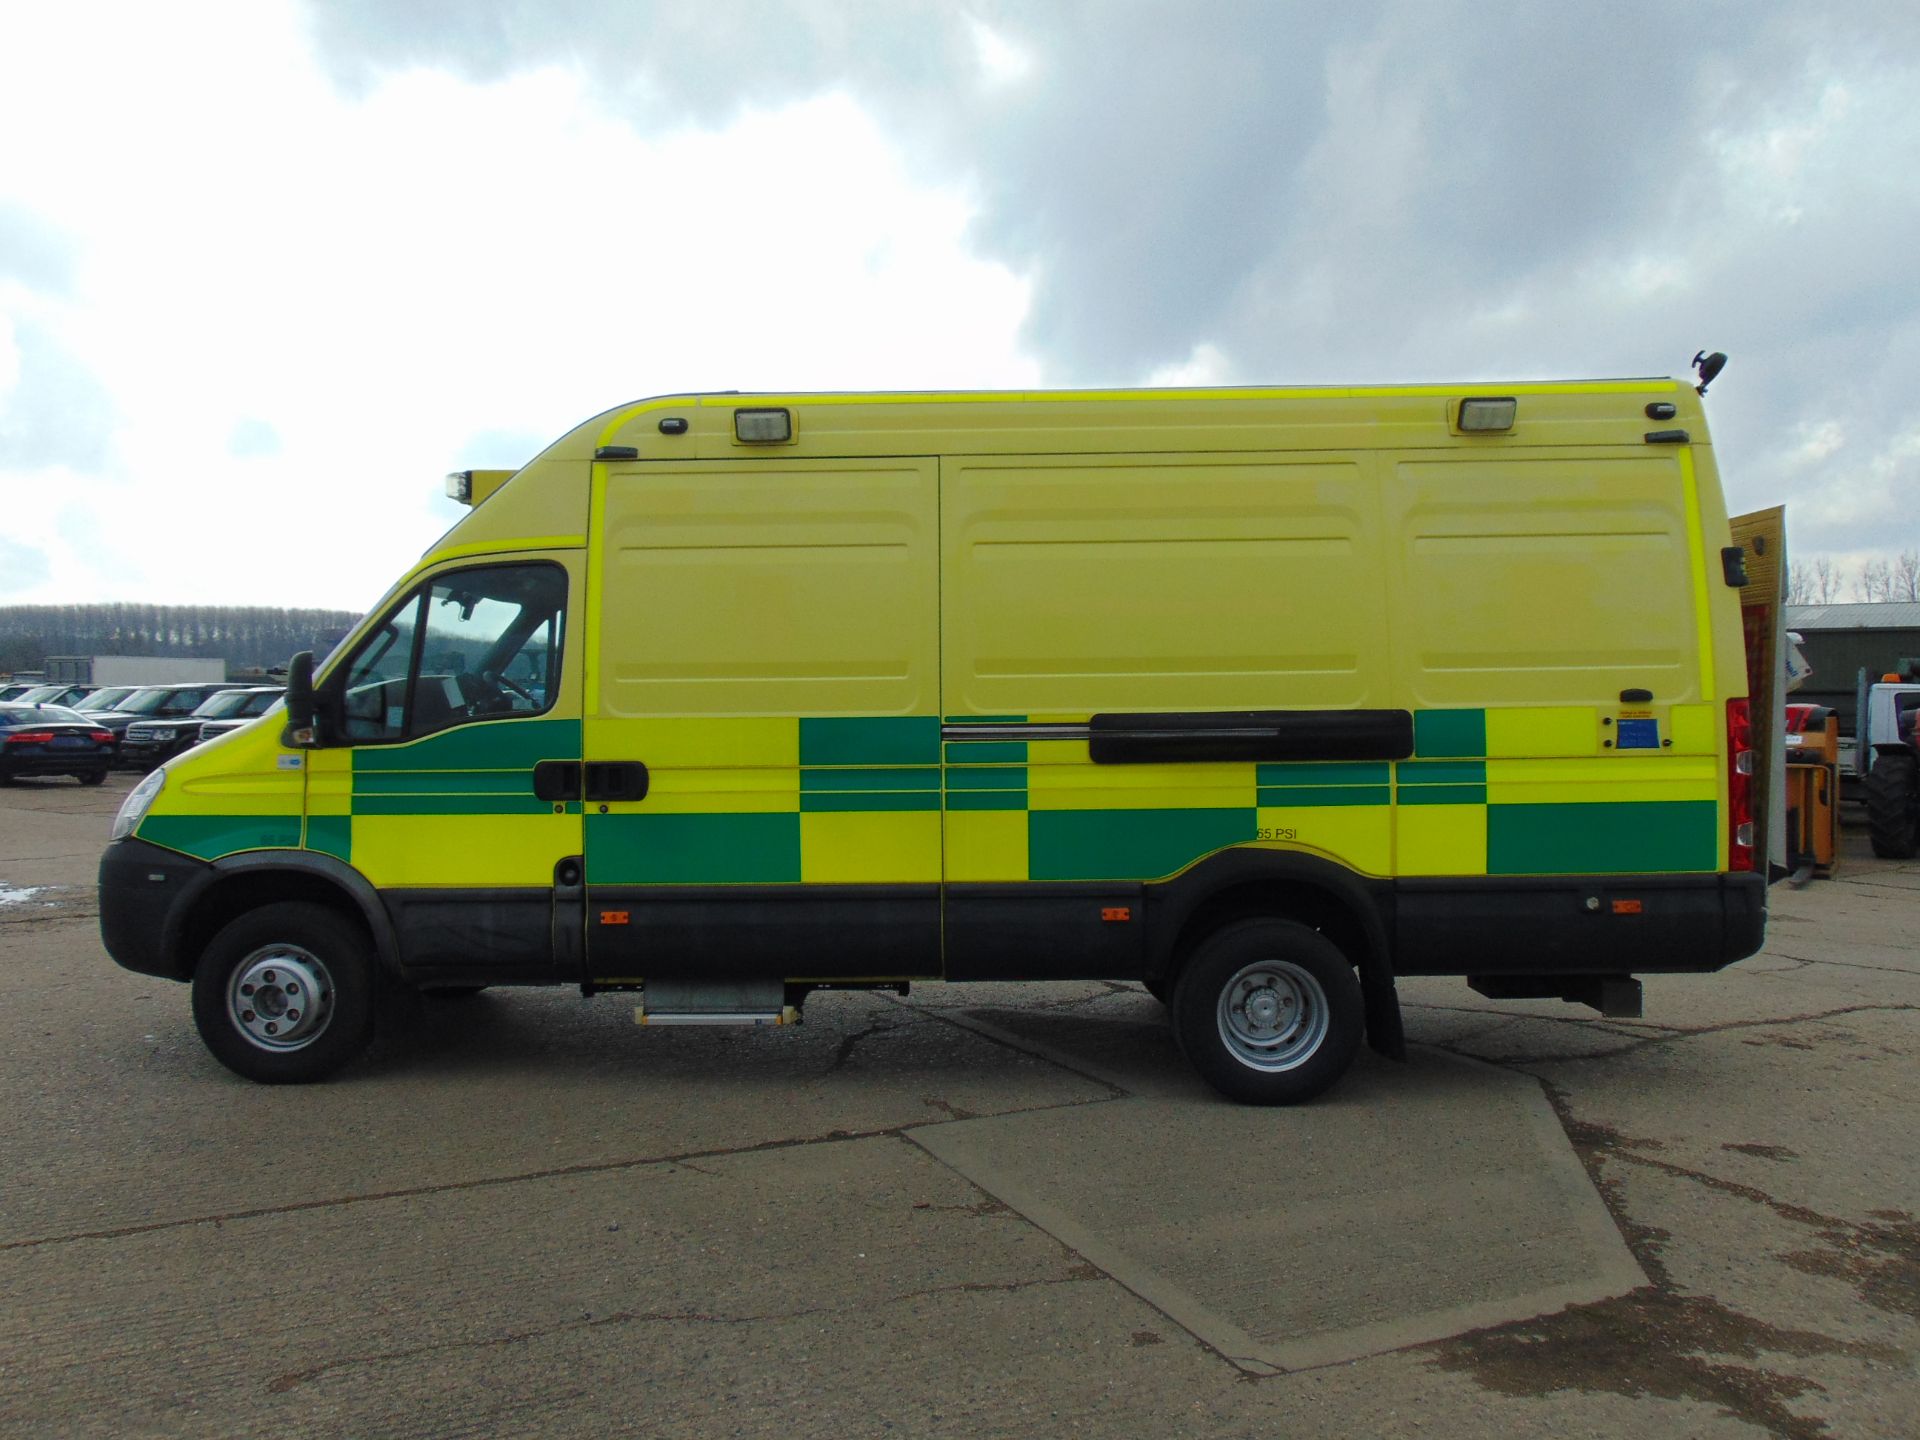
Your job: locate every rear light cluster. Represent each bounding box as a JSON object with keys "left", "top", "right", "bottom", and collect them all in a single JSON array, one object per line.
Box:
[
  {"left": 1726, "top": 697, "right": 1755, "bottom": 872},
  {"left": 2, "top": 730, "right": 112, "bottom": 745}
]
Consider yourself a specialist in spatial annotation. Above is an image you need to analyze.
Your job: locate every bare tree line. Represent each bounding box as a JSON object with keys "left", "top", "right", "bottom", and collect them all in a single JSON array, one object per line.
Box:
[
  {"left": 1788, "top": 553, "right": 1920, "bottom": 606},
  {"left": 0, "top": 604, "right": 360, "bottom": 675}
]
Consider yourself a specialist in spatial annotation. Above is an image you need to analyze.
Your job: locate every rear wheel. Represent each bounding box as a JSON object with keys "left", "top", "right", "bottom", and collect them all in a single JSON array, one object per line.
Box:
[
  {"left": 1865, "top": 750, "right": 1920, "bottom": 858},
  {"left": 77, "top": 769, "right": 107, "bottom": 786},
  {"left": 1171, "top": 918, "right": 1363, "bottom": 1105},
  {"left": 191, "top": 902, "right": 376, "bottom": 1083}
]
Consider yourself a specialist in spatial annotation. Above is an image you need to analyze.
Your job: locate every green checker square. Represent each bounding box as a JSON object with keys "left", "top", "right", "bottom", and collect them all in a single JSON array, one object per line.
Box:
[
  {"left": 585, "top": 812, "right": 800, "bottom": 885},
  {"left": 1029, "top": 807, "right": 1254, "bottom": 881},
  {"left": 947, "top": 767, "right": 1029, "bottom": 790},
  {"left": 1487, "top": 800, "right": 1717, "bottom": 875},
  {"left": 306, "top": 815, "right": 351, "bottom": 861},
  {"left": 1414, "top": 710, "right": 1487, "bottom": 759},
  {"left": 800, "top": 717, "right": 940, "bottom": 766}
]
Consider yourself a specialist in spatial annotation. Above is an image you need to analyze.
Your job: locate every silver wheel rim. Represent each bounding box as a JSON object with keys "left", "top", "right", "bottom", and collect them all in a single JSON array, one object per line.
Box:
[
  {"left": 1216, "top": 959, "right": 1329, "bottom": 1072},
  {"left": 227, "top": 945, "right": 334, "bottom": 1052}
]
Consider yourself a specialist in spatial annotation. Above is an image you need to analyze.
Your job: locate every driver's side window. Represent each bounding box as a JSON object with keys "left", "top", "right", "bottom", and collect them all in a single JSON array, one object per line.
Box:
[{"left": 336, "top": 562, "right": 566, "bottom": 744}]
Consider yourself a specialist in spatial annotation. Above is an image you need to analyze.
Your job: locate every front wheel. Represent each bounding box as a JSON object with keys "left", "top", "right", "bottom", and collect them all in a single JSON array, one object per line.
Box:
[
  {"left": 191, "top": 902, "right": 376, "bottom": 1083},
  {"left": 1171, "top": 918, "right": 1363, "bottom": 1105},
  {"left": 77, "top": 769, "right": 107, "bottom": 786}
]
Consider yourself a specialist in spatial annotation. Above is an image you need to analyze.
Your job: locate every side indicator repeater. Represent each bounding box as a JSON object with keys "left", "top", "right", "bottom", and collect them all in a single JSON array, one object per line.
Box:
[{"left": 1101, "top": 907, "right": 1133, "bottom": 922}]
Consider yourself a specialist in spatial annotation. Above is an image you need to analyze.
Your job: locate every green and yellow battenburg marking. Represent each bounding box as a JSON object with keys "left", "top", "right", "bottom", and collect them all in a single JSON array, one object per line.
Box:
[{"left": 138, "top": 704, "right": 1724, "bottom": 885}]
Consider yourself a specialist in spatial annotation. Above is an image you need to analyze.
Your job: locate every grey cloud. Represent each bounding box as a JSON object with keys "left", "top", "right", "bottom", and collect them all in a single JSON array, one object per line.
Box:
[
  {"left": 300, "top": 0, "right": 1920, "bottom": 549},
  {"left": 228, "top": 418, "right": 282, "bottom": 458},
  {"left": 0, "top": 202, "right": 77, "bottom": 294},
  {"left": 0, "top": 537, "right": 52, "bottom": 596},
  {"left": 0, "top": 319, "right": 116, "bottom": 471}
]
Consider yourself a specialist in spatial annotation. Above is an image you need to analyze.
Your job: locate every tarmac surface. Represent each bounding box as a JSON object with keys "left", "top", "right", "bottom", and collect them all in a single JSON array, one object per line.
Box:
[{"left": 0, "top": 773, "right": 1914, "bottom": 1438}]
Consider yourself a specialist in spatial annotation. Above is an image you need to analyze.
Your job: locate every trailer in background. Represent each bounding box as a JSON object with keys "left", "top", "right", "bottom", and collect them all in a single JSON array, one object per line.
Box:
[{"left": 45, "top": 656, "right": 226, "bottom": 687}]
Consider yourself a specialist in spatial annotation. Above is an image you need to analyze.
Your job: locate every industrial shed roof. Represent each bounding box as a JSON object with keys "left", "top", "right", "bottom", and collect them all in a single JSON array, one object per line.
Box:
[{"left": 1785, "top": 602, "right": 1920, "bottom": 630}]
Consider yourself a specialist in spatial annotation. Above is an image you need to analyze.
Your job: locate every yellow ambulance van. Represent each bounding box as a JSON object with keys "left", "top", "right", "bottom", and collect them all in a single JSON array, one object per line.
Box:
[{"left": 99, "top": 379, "right": 1764, "bottom": 1103}]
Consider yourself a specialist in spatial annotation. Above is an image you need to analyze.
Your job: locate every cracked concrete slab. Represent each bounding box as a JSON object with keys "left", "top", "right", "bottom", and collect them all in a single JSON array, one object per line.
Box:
[
  {"left": 6, "top": 776, "right": 1920, "bottom": 1438},
  {"left": 911, "top": 1044, "right": 1644, "bottom": 1373}
]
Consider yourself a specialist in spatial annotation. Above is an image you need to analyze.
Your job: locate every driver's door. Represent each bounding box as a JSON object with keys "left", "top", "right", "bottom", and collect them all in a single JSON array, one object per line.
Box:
[{"left": 304, "top": 552, "right": 586, "bottom": 982}]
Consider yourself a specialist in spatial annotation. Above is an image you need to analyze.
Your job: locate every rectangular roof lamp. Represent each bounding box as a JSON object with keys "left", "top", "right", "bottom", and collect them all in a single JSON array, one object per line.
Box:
[
  {"left": 443, "top": 469, "right": 514, "bottom": 507},
  {"left": 734, "top": 407, "right": 794, "bottom": 444},
  {"left": 1455, "top": 397, "right": 1518, "bottom": 434}
]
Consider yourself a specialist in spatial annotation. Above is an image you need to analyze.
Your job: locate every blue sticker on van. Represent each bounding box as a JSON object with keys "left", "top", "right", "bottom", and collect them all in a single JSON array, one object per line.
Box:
[{"left": 1616, "top": 718, "right": 1659, "bottom": 749}]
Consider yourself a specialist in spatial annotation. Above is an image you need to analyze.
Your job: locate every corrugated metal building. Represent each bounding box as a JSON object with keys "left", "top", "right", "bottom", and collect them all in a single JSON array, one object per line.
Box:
[{"left": 1784, "top": 602, "right": 1920, "bottom": 732}]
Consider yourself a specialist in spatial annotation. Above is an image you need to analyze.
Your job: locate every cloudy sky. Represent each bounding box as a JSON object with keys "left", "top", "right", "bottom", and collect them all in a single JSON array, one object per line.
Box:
[{"left": 2, "top": 1, "right": 1915, "bottom": 609}]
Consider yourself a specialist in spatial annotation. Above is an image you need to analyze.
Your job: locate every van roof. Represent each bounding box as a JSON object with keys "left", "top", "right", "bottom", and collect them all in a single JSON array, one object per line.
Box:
[{"left": 531, "top": 377, "right": 1700, "bottom": 467}]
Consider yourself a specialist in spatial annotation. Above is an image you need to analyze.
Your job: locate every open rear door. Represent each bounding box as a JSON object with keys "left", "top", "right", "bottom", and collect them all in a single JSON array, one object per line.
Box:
[{"left": 1732, "top": 506, "right": 1788, "bottom": 880}]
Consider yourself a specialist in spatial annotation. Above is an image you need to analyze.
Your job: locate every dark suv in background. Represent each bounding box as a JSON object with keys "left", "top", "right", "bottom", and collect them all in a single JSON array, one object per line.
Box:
[
  {"left": 188, "top": 686, "right": 284, "bottom": 745},
  {"left": 93, "top": 684, "right": 246, "bottom": 769}
]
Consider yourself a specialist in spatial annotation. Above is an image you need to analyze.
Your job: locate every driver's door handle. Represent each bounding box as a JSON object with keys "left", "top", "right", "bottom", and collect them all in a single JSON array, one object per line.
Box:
[{"left": 533, "top": 760, "right": 581, "bottom": 802}]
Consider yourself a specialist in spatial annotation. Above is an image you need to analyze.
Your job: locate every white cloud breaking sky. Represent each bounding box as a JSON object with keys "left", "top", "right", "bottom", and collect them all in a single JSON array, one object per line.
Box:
[{"left": 2, "top": 0, "right": 1916, "bottom": 611}]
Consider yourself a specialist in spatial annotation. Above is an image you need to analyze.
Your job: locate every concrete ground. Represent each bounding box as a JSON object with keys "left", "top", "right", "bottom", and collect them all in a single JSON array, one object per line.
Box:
[{"left": 0, "top": 774, "right": 1913, "bottom": 1439}]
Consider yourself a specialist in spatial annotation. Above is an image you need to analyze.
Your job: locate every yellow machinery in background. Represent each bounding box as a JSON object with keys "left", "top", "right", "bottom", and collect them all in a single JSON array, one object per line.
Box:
[{"left": 1784, "top": 703, "right": 1840, "bottom": 881}]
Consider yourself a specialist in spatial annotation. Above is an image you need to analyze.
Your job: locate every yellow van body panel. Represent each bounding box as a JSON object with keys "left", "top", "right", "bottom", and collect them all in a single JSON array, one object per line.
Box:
[
  {"left": 132, "top": 380, "right": 1745, "bottom": 903},
  {"left": 132, "top": 718, "right": 304, "bottom": 859}
]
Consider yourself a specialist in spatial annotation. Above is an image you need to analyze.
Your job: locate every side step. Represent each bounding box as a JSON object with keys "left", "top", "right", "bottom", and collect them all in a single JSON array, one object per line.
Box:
[
  {"left": 637, "top": 1008, "right": 801, "bottom": 1027},
  {"left": 634, "top": 978, "right": 801, "bottom": 1027}
]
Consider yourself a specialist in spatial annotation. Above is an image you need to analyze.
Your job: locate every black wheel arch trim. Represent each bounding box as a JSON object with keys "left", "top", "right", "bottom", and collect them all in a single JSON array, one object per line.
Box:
[
  {"left": 104, "top": 840, "right": 402, "bottom": 982},
  {"left": 1144, "top": 847, "right": 1404, "bottom": 1061},
  {"left": 193, "top": 850, "right": 404, "bottom": 977}
]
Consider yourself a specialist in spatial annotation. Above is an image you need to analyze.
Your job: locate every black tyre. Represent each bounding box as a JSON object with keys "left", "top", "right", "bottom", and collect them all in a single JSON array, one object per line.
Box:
[
  {"left": 191, "top": 902, "right": 377, "bottom": 1083},
  {"left": 1142, "top": 977, "right": 1171, "bottom": 1006},
  {"left": 77, "top": 769, "right": 107, "bottom": 786},
  {"left": 1171, "top": 918, "right": 1363, "bottom": 1105},
  {"left": 1864, "top": 750, "right": 1920, "bottom": 858}
]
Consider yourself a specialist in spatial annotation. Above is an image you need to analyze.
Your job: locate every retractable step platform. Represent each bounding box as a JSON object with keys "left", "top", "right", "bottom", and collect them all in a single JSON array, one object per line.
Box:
[{"left": 634, "top": 979, "right": 801, "bottom": 1027}]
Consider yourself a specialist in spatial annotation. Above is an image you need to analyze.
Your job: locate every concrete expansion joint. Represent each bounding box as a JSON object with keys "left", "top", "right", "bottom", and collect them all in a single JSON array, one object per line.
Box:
[
  {"left": 266, "top": 1267, "right": 1113, "bottom": 1396},
  {"left": 4, "top": 1088, "right": 1138, "bottom": 1254}
]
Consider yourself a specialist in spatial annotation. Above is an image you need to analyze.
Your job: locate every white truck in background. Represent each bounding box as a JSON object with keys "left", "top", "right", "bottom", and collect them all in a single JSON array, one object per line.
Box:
[
  {"left": 45, "top": 656, "right": 226, "bottom": 687},
  {"left": 1852, "top": 668, "right": 1920, "bottom": 856}
]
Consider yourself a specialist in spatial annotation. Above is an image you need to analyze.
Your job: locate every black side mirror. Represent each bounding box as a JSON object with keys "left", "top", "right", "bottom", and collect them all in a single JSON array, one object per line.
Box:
[{"left": 283, "top": 651, "right": 318, "bottom": 747}]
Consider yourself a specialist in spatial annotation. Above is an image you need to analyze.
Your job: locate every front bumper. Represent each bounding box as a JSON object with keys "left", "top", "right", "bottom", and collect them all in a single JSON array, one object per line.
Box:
[{"left": 98, "top": 837, "right": 210, "bottom": 980}]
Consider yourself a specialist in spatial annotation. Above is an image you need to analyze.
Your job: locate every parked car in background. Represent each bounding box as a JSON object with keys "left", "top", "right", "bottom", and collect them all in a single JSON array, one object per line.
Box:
[
  {"left": 0, "top": 683, "right": 42, "bottom": 702},
  {"left": 16, "top": 683, "right": 96, "bottom": 708},
  {"left": 186, "top": 686, "right": 284, "bottom": 748},
  {"left": 0, "top": 703, "right": 116, "bottom": 785},
  {"left": 71, "top": 687, "right": 139, "bottom": 714},
  {"left": 92, "top": 683, "right": 246, "bottom": 767}
]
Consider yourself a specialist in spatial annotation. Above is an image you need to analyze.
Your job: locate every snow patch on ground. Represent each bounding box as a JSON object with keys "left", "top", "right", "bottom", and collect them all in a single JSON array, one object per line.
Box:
[{"left": 0, "top": 886, "right": 45, "bottom": 906}]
